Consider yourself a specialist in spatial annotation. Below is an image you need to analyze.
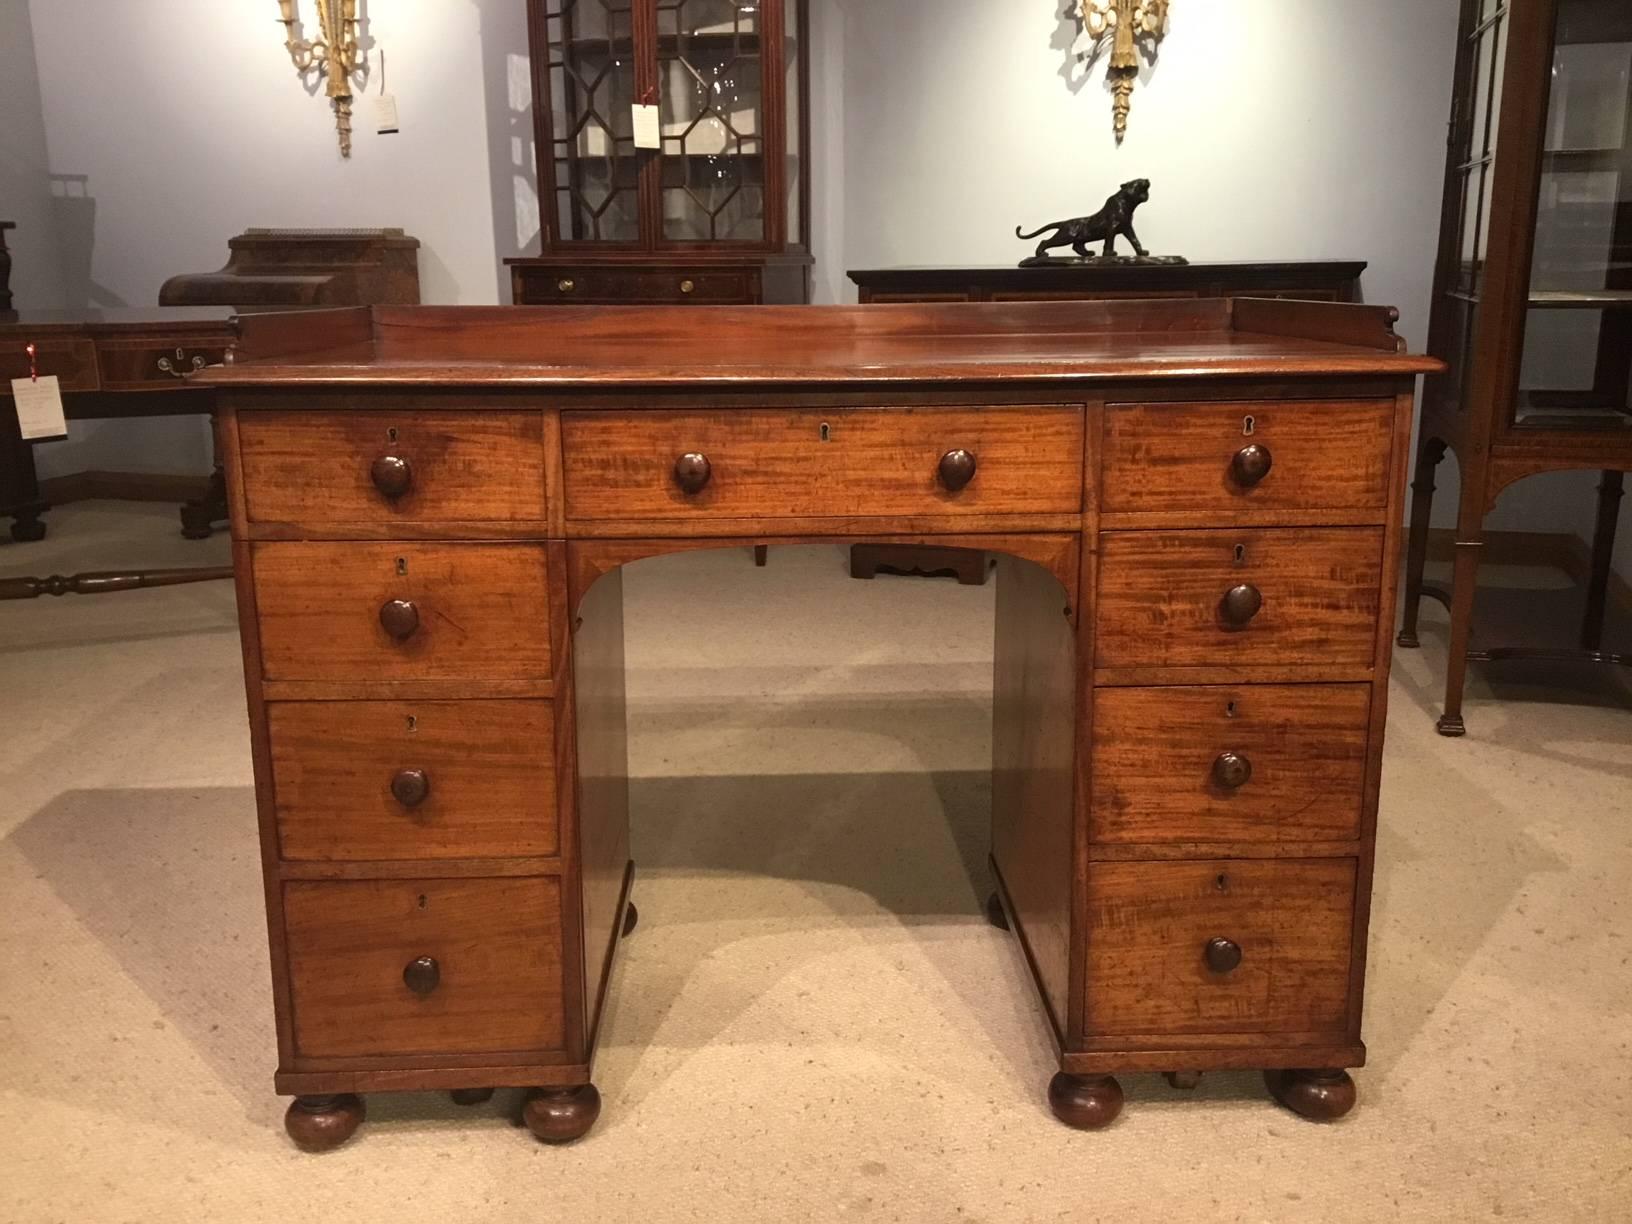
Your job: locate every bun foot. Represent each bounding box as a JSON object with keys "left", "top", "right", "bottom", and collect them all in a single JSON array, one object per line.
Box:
[
  {"left": 450, "top": 1088, "right": 495, "bottom": 1106},
  {"left": 985, "top": 891, "right": 1010, "bottom": 931},
  {"left": 10, "top": 515, "right": 46, "bottom": 543},
  {"left": 1436, "top": 714, "right": 1467, "bottom": 737},
  {"left": 284, "top": 1094, "right": 365, "bottom": 1152},
  {"left": 1048, "top": 1072, "right": 1123, "bottom": 1130},
  {"left": 1265, "top": 1068, "right": 1357, "bottom": 1122},
  {"left": 622, "top": 902, "right": 639, "bottom": 938},
  {"left": 1396, "top": 630, "right": 1420, "bottom": 649},
  {"left": 1164, "top": 1070, "right": 1203, "bottom": 1090},
  {"left": 523, "top": 1083, "right": 601, "bottom": 1144}
]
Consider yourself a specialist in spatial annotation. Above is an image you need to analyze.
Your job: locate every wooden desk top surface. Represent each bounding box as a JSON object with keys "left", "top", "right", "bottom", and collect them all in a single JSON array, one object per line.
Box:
[
  {"left": 0, "top": 307, "right": 237, "bottom": 334},
  {"left": 201, "top": 299, "right": 1440, "bottom": 391}
]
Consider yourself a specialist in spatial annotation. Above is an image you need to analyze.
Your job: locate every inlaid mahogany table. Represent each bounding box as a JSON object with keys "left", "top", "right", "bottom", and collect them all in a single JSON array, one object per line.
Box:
[{"left": 199, "top": 299, "right": 1438, "bottom": 1150}]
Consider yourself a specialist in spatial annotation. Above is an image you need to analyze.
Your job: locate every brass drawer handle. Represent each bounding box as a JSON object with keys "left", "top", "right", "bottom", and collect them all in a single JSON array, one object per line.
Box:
[
  {"left": 1204, "top": 937, "right": 1243, "bottom": 974},
  {"left": 938, "top": 448, "right": 977, "bottom": 492},
  {"left": 1212, "top": 750, "right": 1253, "bottom": 790},
  {"left": 1220, "top": 583, "right": 1262, "bottom": 627},
  {"left": 156, "top": 348, "right": 207, "bottom": 379},
  {"left": 556, "top": 277, "right": 576, "bottom": 293},
  {"left": 391, "top": 767, "right": 430, "bottom": 808},
  {"left": 1230, "top": 443, "right": 1273, "bottom": 487},
  {"left": 379, "top": 598, "right": 421, "bottom": 640},
  {"left": 679, "top": 278, "right": 696, "bottom": 295},
  {"left": 403, "top": 955, "right": 441, "bottom": 996},
  {"left": 673, "top": 452, "right": 712, "bottom": 494},
  {"left": 370, "top": 454, "right": 413, "bottom": 499}
]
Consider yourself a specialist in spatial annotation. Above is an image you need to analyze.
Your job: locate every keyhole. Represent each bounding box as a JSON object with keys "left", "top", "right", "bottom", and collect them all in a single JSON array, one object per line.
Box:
[
  {"left": 387, "top": 426, "right": 399, "bottom": 443},
  {"left": 1233, "top": 543, "right": 1247, "bottom": 564},
  {"left": 1215, "top": 873, "right": 1230, "bottom": 892},
  {"left": 396, "top": 557, "right": 408, "bottom": 576},
  {"left": 819, "top": 421, "right": 831, "bottom": 442},
  {"left": 406, "top": 714, "right": 417, "bottom": 733},
  {"left": 418, "top": 894, "right": 428, "bottom": 909},
  {"left": 1242, "top": 415, "right": 1256, "bottom": 437},
  {"left": 1225, "top": 701, "right": 1238, "bottom": 719}
]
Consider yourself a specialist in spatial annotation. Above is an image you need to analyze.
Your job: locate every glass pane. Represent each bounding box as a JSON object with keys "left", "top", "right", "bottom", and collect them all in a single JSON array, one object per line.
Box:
[
  {"left": 1512, "top": 0, "right": 1632, "bottom": 429},
  {"left": 786, "top": 11, "right": 803, "bottom": 247},
  {"left": 657, "top": 0, "right": 765, "bottom": 242},
  {"left": 545, "top": 0, "right": 640, "bottom": 243}
]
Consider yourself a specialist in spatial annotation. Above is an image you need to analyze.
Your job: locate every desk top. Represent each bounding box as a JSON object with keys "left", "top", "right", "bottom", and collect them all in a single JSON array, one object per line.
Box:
[
  {"left": 0, "top": 307, "right": 237, "bottom": 334},
  {"left": 202, "top": 299, "right": 1439, "bottom": 391}
]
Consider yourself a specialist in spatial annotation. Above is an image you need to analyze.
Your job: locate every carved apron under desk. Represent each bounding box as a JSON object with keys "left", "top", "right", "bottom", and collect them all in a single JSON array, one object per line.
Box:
[{"left": 198, "top": 300, "right": 1439, "bottom": 1150}]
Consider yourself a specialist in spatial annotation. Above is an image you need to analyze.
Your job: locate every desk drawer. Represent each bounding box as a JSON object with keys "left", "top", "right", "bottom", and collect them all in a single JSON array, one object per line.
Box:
[
  {"left": 97, "top": 339, "right": 230, "bottom": 391},
  {"left": 284, "top": 876, "right": 567, "bottom": 1059},
  {"left": 1101, "top": 399, "right": 1394, "bottom": 519},
  {"left": 238, "top": 411, "right": 547, "bottom": 525},
  {"left": 0, "top": 337, "right": 98, "bottom": 393},
  {"left": 561, "top": 407, "right": 1084, "bottom": 520},
  {"left": 1090, "top": 684, "right": 1370, "bottom": 843},
  {"left": 253, "top": 542, "right": 552, "bottom": 681},
  {"left": 269, "top": 700, "right": 558, "bottom": 861},
  {"left": 516, "top": 265, "right": 754, "bottom": 304},
  {"left": 1084, "top": 859, "right": 1355, "bottom": 1036},
  {"left": 1094, "top": 528, "right": 1382, "bottom": 668}
]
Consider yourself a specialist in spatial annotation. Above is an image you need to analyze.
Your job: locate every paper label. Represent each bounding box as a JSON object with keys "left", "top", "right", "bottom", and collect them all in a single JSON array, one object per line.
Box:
[
  {"left": 11, "top": 375, "right": 67, "bottom": 440},
  {"left": 632, "top": 103, "right": 661, "bottom": 150},
  {"left": 373, "top": 93, "right": 400, "bottom": 134}
]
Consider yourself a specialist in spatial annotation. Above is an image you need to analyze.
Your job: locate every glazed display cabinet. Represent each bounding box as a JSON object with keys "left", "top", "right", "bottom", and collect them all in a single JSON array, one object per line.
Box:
[
  {"left": 508, "top": 0, "right": 813, "bottom": 306},
  {"left": 1401, "top": 0, "right": 1632, "bottom": 732}
]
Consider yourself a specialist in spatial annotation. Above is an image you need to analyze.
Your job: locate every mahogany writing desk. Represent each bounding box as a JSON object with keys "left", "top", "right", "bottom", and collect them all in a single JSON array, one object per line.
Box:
[{"left": 199, "top": 300, "right": 1439, "bottom": 1150}]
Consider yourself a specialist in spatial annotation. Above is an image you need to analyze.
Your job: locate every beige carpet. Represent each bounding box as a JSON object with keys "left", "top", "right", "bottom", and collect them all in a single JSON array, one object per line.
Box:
[{"left": 1, "top": 501, "right": 1628, "bottom": 1223}]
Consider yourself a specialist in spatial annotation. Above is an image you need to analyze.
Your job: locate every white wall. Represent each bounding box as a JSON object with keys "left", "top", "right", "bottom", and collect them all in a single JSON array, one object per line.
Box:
[{"left": 0, "top": 0, "right": 66, "bottom": 311}]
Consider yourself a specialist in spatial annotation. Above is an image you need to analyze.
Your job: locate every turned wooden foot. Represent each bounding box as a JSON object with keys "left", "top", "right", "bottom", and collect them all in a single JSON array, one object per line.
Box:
[
  {"left": 284, "top": 1094, "right": 365, "bottom": 1152},
  {"left": 1048, "top": 1072, "right": 1123, "bottom": 1130},
  {"left": 1265, "top": 1068, "right": 1357, "bottom": 1122},
  {"left": 10, "top": 511, "right": 46, "bottom": 543},
  {"left": 523, "top": 1084, "right": 601, "bottom": 1144},
  {"left": 985, "top": 891, "right": 1010, "bottom": 931},
  {"left": 1164, "top": 1070, "right": 1203, "bottom": 1090},
  {"left": 1436, "top": 713, "right": 1467, "bottom": 738},
  {"left": 622, "top": 902, "right": 639, "bottom": 937},
  {"left": 450, "top": 1088, "right": 495, "bottom": 1106}
]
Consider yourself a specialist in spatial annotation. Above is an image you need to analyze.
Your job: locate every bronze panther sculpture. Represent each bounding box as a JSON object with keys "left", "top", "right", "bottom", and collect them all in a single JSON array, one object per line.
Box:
[{"left": 1016, "top": 178, "right": 1152, "bottom": 260}]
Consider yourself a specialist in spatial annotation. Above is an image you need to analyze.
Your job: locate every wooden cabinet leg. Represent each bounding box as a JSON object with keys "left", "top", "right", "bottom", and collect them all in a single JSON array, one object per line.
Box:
[
  {"left": 1398, "top": 438, "right": 1447, "bottom": 648},
  {"left": 180, "top": 463, "right": 228, "bottom": 539},
  {"left": 284, "top": 1094, "right": 365, "bottom": 1152},
  {"left": 450, "top": 1088, "right": 495, "bottom": 1106},
  {"left": 622, "top": 901, "right": 639, "bottom": 937},
  {"left": 1438, "top": 537, "right": 1483, "bottom": 736},
  {"left": 522, "top": 1084, "right": 601, "bottom": 1144},
  {"left": 1265, "top": 1068, "right": 1357, "bottom": 1121},
  {"left": 1047, "top": 1072, "right": 1123, "bottom": 1130},
  {"left": 1582, "top": 470, "right": 1624, "bottom": 651}
]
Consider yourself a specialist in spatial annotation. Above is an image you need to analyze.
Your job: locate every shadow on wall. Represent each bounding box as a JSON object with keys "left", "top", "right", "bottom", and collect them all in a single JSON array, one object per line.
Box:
[
  {"left": 50, "top": 174, "right": 126, "bottom": 309},
  {"left": 472, "top": 0, "right": 538, "bottom": 304}
]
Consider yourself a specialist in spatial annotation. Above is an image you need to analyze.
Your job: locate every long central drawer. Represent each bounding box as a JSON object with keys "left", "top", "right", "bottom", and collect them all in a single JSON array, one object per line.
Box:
[{"left": 559, "top": 407, "right": 1085, "bottom": 520}]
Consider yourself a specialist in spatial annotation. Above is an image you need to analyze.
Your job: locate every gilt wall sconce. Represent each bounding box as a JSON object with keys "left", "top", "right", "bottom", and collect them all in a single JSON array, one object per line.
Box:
[
  {"left": 278, "top": 0, "right": 363, "bottom": 157},
  {"left": 1075, "top": 0, "right": 1169, "bottom": 144}
]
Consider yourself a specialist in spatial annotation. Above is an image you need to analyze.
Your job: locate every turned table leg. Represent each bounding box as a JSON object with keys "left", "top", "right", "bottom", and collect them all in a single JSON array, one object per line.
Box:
[
  {"left": 1398, "top": 437, "right": 1447, "bottom": 649},
  {"left": 284, "top": 1094, "right": 366, "bottom": 1152},
  {"left": 1265, "top": 1068, "right": 1357, "bottom": 1121},
  {"left": 1048, "top": 1072, "right": 1123, "bottom": 1130},
  {"left": 523, "top": 1084, "right": 601, "bottom": 1144}
]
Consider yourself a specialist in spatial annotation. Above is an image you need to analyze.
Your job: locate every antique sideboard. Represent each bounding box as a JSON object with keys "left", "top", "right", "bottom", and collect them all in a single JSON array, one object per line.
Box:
[{"left": 199, "top": 299, "right": 1437, "bottom": 1150}]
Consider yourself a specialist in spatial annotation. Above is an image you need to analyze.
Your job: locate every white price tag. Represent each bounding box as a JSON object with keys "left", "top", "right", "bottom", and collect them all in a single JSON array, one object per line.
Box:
[
  {"left": 11, "top": 375, "right": 67, "bottom": 441},
  {"left": 373, "top": 93, "right": 400, "bottom": 134},
  {"left": 632, "top": 103, "right": 661, "bottom": 150}
]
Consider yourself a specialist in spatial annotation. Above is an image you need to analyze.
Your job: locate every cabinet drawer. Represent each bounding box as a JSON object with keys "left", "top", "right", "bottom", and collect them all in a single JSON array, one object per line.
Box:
[
  {"left": 1100, "top": 399, "right": 1394, "bottom": 519},
  {"left": 253, "top": 542, "right": 552, "bottom": 682},
  {"left": 97, "top": 339, "right": 230, "bottom": 391},
  {"left": 1094, "top": 528, "right": 1382, "bottom": 668},
  {"left": 284, "top": 877, "right": 567, "bottom": 1059},
  {"left": 238, "top": 411, "right": 547, "bottom": 525},
  {"left": 1084, "top": 859, "right": 1355, "bottom": 1036},
  {"left": 1090, "top": 684, "right": 1371, "bottom": 843},
  {"left": 517, "top": 265, "right": 754, "bottom": 304},
  {"left": 269, "top": 700, "right": 558, "bottom": 861},
  {"left": 561, "top": 407, "right": 1085, "bottom": 520}
]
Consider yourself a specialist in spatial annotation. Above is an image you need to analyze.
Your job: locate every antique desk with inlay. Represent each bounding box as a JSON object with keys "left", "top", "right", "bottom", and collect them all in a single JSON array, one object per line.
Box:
[{"left": 199, "top": 300, "right": 1438, "bottom": 1150}]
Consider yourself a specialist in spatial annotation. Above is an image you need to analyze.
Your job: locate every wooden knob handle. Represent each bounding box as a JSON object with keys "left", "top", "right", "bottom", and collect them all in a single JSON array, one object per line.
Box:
[
  {"left": 1220, "top": 583, "right": 1262, "bottom": 627},
  {"left": 557, "top": 277, "right": 575, "bottom": 293},
  {"left": 1231, "top": 443, "right": 1273, "bottom": 487},
  {"left": 403, "top": 955, "right": 441, "bottom": 996},
  {"left": 391, "top": 767, "right": 430, "bottom": 808},
  {"left": 1213, "top": 750, "right": 1253, "bottom": 790},
  {"left": 370, "top": 454, "right": 413, "bottom": 499},
  {"left": 379, "top": 598, "right": 420, "bottom": 640},
  {"left": 938, "top": 449, "right": 977, "bottom": 492},
  {"left": 679, "top": 278, "right": 696, "bottom": 295},
  {"left": 673, "top": 452, "right": 712, "bottom": 494},
  {"left": 1204, "top": 937, "right": 1243, "bottom": 974}
]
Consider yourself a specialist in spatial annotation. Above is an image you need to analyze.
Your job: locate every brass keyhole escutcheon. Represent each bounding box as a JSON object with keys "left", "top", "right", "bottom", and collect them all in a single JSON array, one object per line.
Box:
[
  {"left": 387, "top": 426, "right": 399, "bottom": 442},
  {"left": 396, "top": 557, "right": 408, "bottom": 576},
  {"left": 1242, "top": 414, "right": 1256, "bottom": 436},
  {"left": 819, "top": 421, "right": 831, "bottom": 442},
  {"left": 1234, "top": 543, "right": 1247, "bottom": 564}
]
